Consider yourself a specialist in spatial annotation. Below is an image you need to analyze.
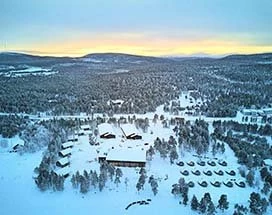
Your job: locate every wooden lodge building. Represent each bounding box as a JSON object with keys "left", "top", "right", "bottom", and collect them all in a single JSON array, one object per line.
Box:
[
  {"left": 121, "top": 124, "right": 142, "bottom": 140},
  {"left": 98, "top": 123, "right": 116, "bottom": 139},
  {"left": 105, "top": 148, "right": 146, "bottom": 167}
]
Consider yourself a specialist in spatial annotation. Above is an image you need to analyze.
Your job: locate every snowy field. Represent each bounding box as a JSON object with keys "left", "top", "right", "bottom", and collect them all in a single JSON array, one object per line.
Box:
[
  {"left": 0, "top": 66, "right": 57, "bottom": 77},
  {"left": 0, "top": 91, "right": 271, "bottom": 214},
  {"left": 0, "top": 123, "right": 266, "bottom": 215}
]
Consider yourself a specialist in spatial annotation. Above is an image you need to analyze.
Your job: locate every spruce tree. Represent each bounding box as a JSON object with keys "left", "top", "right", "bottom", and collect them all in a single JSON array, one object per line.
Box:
[
  {"left": 114, "top": 175, "right": 121, "bottom": 187},
  {"left": 191, "top": 195, "right": 199, "bottom": 211},
  {"left": 269, "top": 192, "right": 272, "bottom": 205},
  {"left": 199, "top": 197, "right": 207, "bottom": 214},
  {"left": 207, "top": 201, "right": 216, "bottom": 215},
  {"left": 183, "top": 193, "right": 188, "bottom": 206},
  {"left": 246, "top": 170, "right": 255, "bottom": 187},
  {"left": 150, "top": 179, "right": 158, "bottom": 196},
  {"left": 217, "top": 194, "right": 229, "bottom": 212}
]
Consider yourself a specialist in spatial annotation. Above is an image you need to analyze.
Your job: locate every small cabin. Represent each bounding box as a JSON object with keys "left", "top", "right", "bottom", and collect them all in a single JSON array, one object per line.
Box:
[
  {"left": 59, "top": 148, "right": 72, "bottom": 157},
  {"left": 98, "top": 123, "right": 116, "bottom": 139},
  {"left": 11, "top": 143, "right": 24, "bottom": 152},
  {"left": 56, "top": 157, "right": 70, "bottom": 168},
  {"left": 81, "top": 125, "right": 90, "bottom": 131},
  {"left": 61, "top": 141, "right": 74, "bottom": 150},
  {"left": 77, "top": 130, "right": 85, "bottom": 136},
  {"left": 107, "top": 99, "right": 124, "bottom": 106},
  {"left": 67, "top": 135, "right": 79, "bottom": 142},
  {"left": 55, "top": 167, "right": 70, "bottom": 178},
  {"left": 121, "top": 124, "right": 142, "bottom": 140}
]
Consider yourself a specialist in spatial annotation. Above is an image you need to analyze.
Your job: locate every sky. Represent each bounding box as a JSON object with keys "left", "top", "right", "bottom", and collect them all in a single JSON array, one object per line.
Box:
[{"left": 1, "top": 0, "right": 272, "bottom": 57}]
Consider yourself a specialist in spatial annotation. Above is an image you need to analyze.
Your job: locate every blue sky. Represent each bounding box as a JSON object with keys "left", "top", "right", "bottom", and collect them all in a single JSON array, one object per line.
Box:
[{"left": 1, "top": 0, "right": 272, "bottom": 56}]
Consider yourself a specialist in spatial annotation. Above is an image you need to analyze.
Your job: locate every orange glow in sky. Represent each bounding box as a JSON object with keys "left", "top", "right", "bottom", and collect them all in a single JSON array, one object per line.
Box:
[
  {"left": 2, "top": 1, "right": 272, "bottom": 57},
  {"left": 10, "top": 35, "right": 272, "bottom": 57}
]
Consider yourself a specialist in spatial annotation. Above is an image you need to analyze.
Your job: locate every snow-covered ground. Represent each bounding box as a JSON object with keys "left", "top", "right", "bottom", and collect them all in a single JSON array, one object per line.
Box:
[
  {"left": 0, "top": 66, "right": 57, "bottom": 77},
  {"left": 0, "top": 121, "right": 266, "bottom": 214},
  {"left": 0, "top": 91, "right": 272, "bottom": 214}
]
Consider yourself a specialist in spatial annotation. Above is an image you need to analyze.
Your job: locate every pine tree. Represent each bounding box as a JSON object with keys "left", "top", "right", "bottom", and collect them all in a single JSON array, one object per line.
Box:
[
  {"left": 261, "top": 182, "right": 271, "bottom": 195},
  {"left": 260, "top": 167, "right": 269, "bottom": 180},
  {"left": 56, "top": 175, "right": 64, "bottom": 191},
  {"left": 147, "top": 146, "right": 155, "bottom": 161},
  {"left": 116, "top": 168, "right": 123, "bottom": 178},
  {"left": 150, "top": 178, "right": 158, "bottom": 196},
  {"left": 139, "top": 174, "right": 146, "bottom": 189},
  {"left": 75, "top": 171, "right": 81, "bottom": 186},
  {"left": 204, "top": 192, "right": 212, "bottom": 203},
  {"left": 84, "top": 170, "right": 90, "bottom": 189},
  {"left": 90, "top": 171, "right": 98, "bottom": 189},
  {"left": 171, "top": 184, "right": 180, "bottom": 197},
  {"left": 191, "top": 195, "right": 199, "bottom": 211},
  {"left": 183, "top": 193, "right": 188, "bottom": 205},
  {"left": 217, "top": 194, "right": 229, "bottom": 212},
  {"left": 199, "top": 197, "right": 207, "bottom": 214},
  {"left": 114, "top": 175, "right": 121, "bottom": 187},
  {"left": 124, "top": 177, "right": 129, "bottom": 191},
  {"left": 269, "top": 192, "right": 272, "bottom": 205},
  {"left": 169, "top": 147, "right": 178, "bottom": 164},
  {"left": 35, "top": 169, "right": 50, "bottom": 191},
  {"left": 233, "top": 204, "right": 248, "bottom": 215},
  {"left": 107, "top": 164, "right": 116, "bottom": 181},
  {"left": 80, "top": 176, "right": 89, "bottom": 194},
  {"left": 71, "top": 174, "right": 77, "bottom": 189},
  {"left": 98, "top": 172, "right": 106, "bottom": 191},
  {"left": 136, "top": 182, "right": 142, "bottom": 193},
  {"left": 139, "top": 167, "right": 146, "bottom": 176},
  {"left": 207, "top": 201, "right": 216, "bottom": 215},
  {"left": 246, "top": 170, "right": 255, "bottom": 187}
]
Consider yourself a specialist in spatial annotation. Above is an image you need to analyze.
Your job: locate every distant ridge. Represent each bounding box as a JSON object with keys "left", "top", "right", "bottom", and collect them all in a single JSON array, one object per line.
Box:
[
  {"left": 0, "top": 52, "right": 172, "bottom": 64},
  {"left": 1, "top": 51, "right": 272, "bottom": 64},
  {"left": 221, "top": 52, "right": 272, "bottom": 60},
  {"left": 0, "top": 52, "right": 71, "bottom": 64}
]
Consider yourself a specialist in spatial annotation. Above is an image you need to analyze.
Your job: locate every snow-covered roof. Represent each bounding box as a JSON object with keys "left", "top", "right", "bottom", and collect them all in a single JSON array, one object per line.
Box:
[
  {"left": 120, "top": 124, "right": 140, "bottom": 136},
  {"left": 62, "top": 141, "right": 74, "bottom": 148},
  {"left": 98, "top": 123, "right": 115, "bottom": 136},
  {"left": 107, "top": 99, "right": 124, "bottom": 106},
  {"left": 81, "top": 125, "right": 90, "bottom": 130},
  {"left": 263, "top": 159, "right": 272, "bottom": 166},
  {"left": 111, "top": 99, "right": 124, "bottom": 104},
  {"left": 55, "top": 166, "right": 71, "bottom": 176},
  {"left": 76, "top": 130, "right": 85, "bottom": 135},
  {"left": 242, "top": 109, "right": 258, "bottom": 115},
  {"left": 242, "top": 108, "right": 272, "bottom": 116},
  {"left": 59, "top": 148, "right": 72, "bottom": 156},
  {"left": 57, "top": 157, "right": 69, "bottom": 166},
  {"left": 12, "top": 141, "right": 24, "bottom": 148},
  {"left": 67, "top": 135, "right": 78, "bottom": 141},
  {"left": 263, "top": 108, "right": 272, "bottom": 114},
  {"left": 106, "top": 147, "right": 146, "bottom": 163}
]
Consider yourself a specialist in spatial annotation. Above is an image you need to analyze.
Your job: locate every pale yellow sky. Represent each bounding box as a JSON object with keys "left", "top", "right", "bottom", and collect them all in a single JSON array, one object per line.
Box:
[
  {"left": 2, "top": 0, "right": 272, "bottom": 57},
  {"left": 10, "top": 36, "right": 272, "bottom": 57}
]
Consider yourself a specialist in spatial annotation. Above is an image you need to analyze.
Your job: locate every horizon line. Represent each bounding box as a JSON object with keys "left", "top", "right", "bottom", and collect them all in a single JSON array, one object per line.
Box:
[{"left": 1, "top": 50, "right": 272, "bottom": 59}]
